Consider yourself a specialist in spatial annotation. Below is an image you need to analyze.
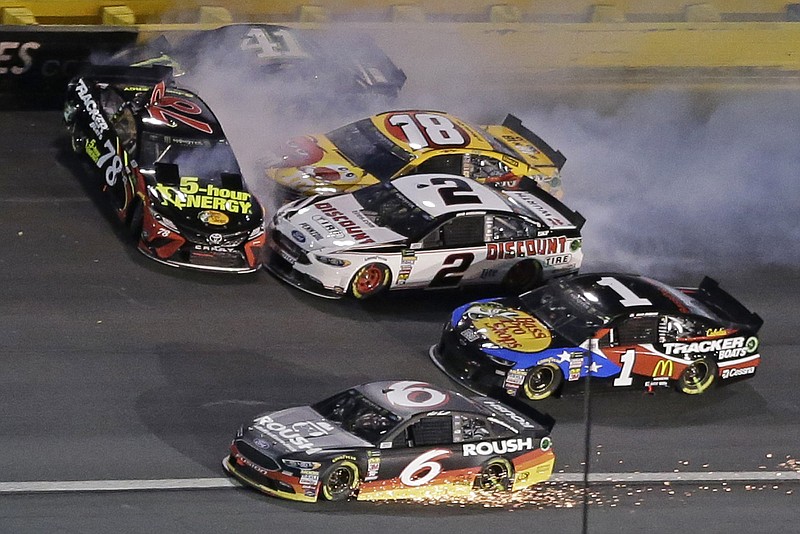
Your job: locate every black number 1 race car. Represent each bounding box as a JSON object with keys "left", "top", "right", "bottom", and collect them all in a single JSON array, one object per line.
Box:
[
  {"left": 223, "top": 381, "right": 555, "bottom": 502},
  {"left": 431, "top": 273, "right": 763, "bottom": 400},
  {"left": 63, "top": 66, "right": 265, "bottom": 273}
]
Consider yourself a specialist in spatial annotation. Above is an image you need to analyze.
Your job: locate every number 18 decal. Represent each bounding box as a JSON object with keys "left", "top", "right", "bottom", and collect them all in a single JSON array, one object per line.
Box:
[{"left": 386, "top": 113, "right": 468, "bottom": 148}]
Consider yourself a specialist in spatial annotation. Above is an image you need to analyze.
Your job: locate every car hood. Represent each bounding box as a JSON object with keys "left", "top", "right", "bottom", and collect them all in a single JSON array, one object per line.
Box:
[
  {"left": 267, "top": 135, "right": 378, "bottom": 196},
  {"left": 150, "top": 183, "right": 263, "bottom": 232},
  {"left": 278, "top": 194, "right": 406, "bottom": 251},
  {"left": 245, "top": 406, "right": 372, "bottom": 457}
]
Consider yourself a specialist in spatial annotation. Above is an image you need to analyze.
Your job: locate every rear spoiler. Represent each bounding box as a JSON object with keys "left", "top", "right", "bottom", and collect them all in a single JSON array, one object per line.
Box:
[
  {"left": 75, "top": 64, "right": 174, "bottom": 87},
  {"left": 689, "top": 277, "right": 764, "bottom": 332},
  {"left": 502, "top": 114, "right": 566, "bottom": 170},
  {"left": 516, "top": 181, "right": 586, "bottom": 230}
]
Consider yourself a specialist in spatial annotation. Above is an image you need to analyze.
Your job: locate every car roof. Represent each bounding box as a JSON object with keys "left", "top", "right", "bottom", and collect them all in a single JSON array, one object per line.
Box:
[
  {"left": 355, "top": 380, "right": 488, "bottom": 419},
  {"left": 369, "top": 110, "right": 510, "bottom": 156},
  {"left": 390, "top": 173, "right": 514, "bottom": 218},
  {"left": 554, "top": 273, "right": 710, "bottom": 319}
]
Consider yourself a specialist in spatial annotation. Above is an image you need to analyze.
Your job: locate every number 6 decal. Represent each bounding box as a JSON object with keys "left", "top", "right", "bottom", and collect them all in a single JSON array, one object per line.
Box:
[
  {"left": 385, "top": 381, "right": 449, "bottom": 408},
  {"left": 400, "top": 449, "right": 451, "bottom": 487}
]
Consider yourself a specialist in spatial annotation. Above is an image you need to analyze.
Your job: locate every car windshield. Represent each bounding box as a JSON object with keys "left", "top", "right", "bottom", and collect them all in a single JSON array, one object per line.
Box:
[
  {"left": 352, "top": 181, "right": 434, "bottom": 239},
  {"left": 312, "top": 389, "right": 402, "bottom": 444},
  {"left": 140, "top": 135, "right": 241, "bottom": 183},
  {"left": 326, "top": 118, "right": 412, "bottom": 180},
  {"left": 519, "top": 278, "right": 615, "bottom": 342}
]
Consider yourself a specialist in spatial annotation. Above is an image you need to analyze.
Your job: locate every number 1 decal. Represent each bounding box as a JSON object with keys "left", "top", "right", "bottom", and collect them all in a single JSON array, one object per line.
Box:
[
  {"left": 613, "top": 349, "right": 636, "bottom": 387},
  {"left": 597, "top": 276, "right": 652, "bottom": 307}
]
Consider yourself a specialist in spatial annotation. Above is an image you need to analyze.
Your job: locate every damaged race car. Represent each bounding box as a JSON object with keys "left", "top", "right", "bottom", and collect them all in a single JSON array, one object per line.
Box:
[
  {"left": 266, "top": 110, "right": 566, "bottom": 203},
  {"left": 223, "top": 380, "right": 555, "bottom": 502},
  {"left": 104, "top": 24, "right": 406, "bottom": 108},
  {"left": 265, "top": 173, "right": 584, "bottom": 299},
  {"left": 63, "top": 66, "right": 265, "bottom": 273},
  {"left": 431, "top": 273, "right": 763, "bottom": 400}
]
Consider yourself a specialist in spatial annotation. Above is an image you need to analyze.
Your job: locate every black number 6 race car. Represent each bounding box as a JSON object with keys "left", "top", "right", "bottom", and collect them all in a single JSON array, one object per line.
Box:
[
  {"left": 431, "top": 273, "right": 763, "bottom": 400},
  {"left": 223, "top": 381, "right": 555, "bottom": 502},
  {"left": 63, "top": 66, "right": 265, "bottom": 273}
]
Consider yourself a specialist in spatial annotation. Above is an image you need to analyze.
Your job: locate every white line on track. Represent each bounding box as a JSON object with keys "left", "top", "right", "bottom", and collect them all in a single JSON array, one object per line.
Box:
[{"left": 2, "top": 472, "right": 798, "bottom": 494}]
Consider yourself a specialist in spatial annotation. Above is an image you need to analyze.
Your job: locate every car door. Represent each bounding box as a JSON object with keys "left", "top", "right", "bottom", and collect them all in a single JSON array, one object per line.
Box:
[
  {"left": 398, "top": 213, "right": 487, "bottom": 289},
  {"left": 597, "top": 313, "right": 668, "bottom": 387}
]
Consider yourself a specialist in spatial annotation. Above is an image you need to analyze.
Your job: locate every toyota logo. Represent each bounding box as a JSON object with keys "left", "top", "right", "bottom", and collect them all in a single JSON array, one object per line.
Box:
[{"left": 208, "top": 233, "right": 223, "bottom": 245}]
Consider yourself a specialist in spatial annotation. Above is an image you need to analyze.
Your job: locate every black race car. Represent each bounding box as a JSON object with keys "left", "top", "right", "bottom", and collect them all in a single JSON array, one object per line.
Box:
[
  {"left": 223, "top": 380, "right": 555, "bottom": 502},
  {"left": 63, "top": 66, "right": 265, "bottom": 273},
  {"left": 431, "top": 273, "right": 763, "bottom": 400},
  {"left": 105, "top": 24, "right": 406, "bottom": 108}
]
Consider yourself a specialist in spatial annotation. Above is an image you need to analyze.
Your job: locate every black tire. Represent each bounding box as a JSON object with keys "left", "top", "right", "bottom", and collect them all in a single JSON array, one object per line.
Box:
[
  {"left": 522, "top": 363, "right": 563, "bottom": 401},
  {"left": 502, "top": 260, "right": 542, "bottom": 293},
  {"left": 474, "top": 457, "right": 514, "bottom": 492},
  {"left": 677, "top": 358, "right": 717, "bottom": 395},
  {"left": 127, "top": 200, "right": 144, "bottom": 239},
  {"left": 320, "top": 461, "right": 359, "bottom": 501},
  {"left": 349, "top": 263, "right": 391, "bottom": 299}
]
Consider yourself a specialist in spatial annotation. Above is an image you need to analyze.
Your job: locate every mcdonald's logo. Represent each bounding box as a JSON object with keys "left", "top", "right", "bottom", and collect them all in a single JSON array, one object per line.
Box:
[{"left": 653, "top": 359, "right": 674, "bottom": 378}]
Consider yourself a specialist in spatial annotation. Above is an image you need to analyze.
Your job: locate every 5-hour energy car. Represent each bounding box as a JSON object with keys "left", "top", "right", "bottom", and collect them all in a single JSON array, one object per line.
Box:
[
  {"left": 266, "top": 110, "right": 566, "bottom": 202},
  {"left": 223, "top": 380, "right": 555, "bottom": 502},
  {"left": 265, "top": 173, "right": 584, "bottom": 298},
  {"left": 431, "top": 273, "right": 762, "bottom": 399},
  {"left": 63, "top": 66, "right": 265, "bottom": 273}
]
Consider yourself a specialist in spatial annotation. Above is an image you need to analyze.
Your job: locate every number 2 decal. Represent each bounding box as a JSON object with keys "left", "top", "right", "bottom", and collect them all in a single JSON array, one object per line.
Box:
[
  {"left": 430, "top": 177, "right": 481, "bottom": 206},
  {"left": 430, "top": 252, "right": 474, "bottom": 288},
  {"left": 613, "top": 348, "right": 636, "bottom": 387}
]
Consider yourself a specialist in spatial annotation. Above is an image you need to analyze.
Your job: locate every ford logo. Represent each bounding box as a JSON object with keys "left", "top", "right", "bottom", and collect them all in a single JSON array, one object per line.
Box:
[
  {"left": 291, "top": 230, "right": 306, "bottom": 243},
  {"left": 253, "top": 438, "right": 271, "bottom": 449}
]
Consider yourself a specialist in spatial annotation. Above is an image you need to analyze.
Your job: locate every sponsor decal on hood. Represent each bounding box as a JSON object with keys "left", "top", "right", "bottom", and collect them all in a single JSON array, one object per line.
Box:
[{"left": 465, "top": 302, "right": 552, "bottom": 352}]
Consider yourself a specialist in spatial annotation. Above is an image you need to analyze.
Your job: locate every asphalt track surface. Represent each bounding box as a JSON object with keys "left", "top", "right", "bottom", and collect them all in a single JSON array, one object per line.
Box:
[{"left": 1, "top": 104, "right": 798, "bottom": 533}]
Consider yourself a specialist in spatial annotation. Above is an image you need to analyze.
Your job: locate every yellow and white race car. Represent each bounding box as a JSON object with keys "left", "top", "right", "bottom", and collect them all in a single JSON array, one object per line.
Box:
[{"left": 266, "top": 110, "right": 566, "bottom": 203}]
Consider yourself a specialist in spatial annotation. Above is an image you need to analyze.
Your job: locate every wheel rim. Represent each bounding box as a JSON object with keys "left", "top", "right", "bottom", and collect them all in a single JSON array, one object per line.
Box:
[
  {"left": 525, "top": 367, "right": 554, "bottom": 396},
  {"left": 477, "top": 460, "right": 511, "bottom": 491},
  {"left": 326, "top": 467, "right": 354, "bottom": 498},
  {"left": 354, "top": 265, "right": 385, "bottom": 295},
  {"left": 681, "top": 360, "right": 714, "bottom": 394}
]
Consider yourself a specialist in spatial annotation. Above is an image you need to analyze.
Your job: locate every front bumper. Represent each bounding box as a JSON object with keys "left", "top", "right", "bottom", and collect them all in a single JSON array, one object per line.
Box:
[
  {"left": 263, "top": 227, "right": 346, "bottom": 298},
  {"left": 223, "top": 442, "right": 319, "bottom": 503},
  {"left": 429, "top": 326, "right": 511, "bottom": 396}
]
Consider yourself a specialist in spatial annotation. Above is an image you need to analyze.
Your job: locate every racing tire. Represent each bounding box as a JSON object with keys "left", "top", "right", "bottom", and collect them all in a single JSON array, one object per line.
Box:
[
  {"left": 320, "top": 461, "right": 360, "bottom": 501},
  {"left": 502, "top": 260, "right": 542, "bottom": 293},
  {"left": 127, "top": 200, "right": 144, "bottom": 240},
  {"left": 349, "top": 263, "right": 391, "bottom": 299},
  {"left": 69, "top": 125, "right": 85, "bottom": 155},
  {"left": 522, "top": 363, "right": 563, "bottom": 401},
  {"left": 474, "top": 457, "right": 514, "bottom": 492},
  {"left": 677, "top": 358, "right": 717, "bottom": 395}
]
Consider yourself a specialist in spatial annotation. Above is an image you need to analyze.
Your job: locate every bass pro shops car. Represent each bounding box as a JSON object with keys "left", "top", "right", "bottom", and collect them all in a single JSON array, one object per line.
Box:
[
  {"left": 266, "top": 110, "right": 566, "bottom": 202},
  {"left": 63, "top": 66, "right": 265, "bottom": 273},
  {"left": 265, "top": 173, "right": 584, "bottom": 298},
  {"left": 431, "top": 273, "right": 763, "bottom": 399},
  {"left": 223, "top": 380, "right": 555, "bottom": 502}
]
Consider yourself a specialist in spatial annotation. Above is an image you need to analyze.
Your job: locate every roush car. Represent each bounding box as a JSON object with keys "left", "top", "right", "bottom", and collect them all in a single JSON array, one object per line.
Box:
[
  {"left": 104, "top": 24, "right": 406, "bottom": 107},
  {"left": 265, "top": 110, "right": 566, "bottom": 202},
  {"left": 63, "top": 66, "right": 265, "bottom": 273},
  {"left": 264, "top": 173, "right": 584, "bottom": 299},
  {"left": 223, "top": 380, "right": 555, "bottom": 502},
  {"left": 431, "top": 273, "right": 763, "bottom": 400}
]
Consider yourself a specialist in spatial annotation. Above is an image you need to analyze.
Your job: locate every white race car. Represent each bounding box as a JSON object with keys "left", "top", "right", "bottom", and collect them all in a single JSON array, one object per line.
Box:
[{"left": 264, "top": 174, "right": 585, "bottom": 299}]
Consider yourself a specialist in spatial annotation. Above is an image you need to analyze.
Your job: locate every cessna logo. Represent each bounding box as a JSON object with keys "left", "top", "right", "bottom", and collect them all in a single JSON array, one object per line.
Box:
[
  {"left": 663, "top": 336, "right": 745, "bottom": 356},
  {"left": 652, "top": 359, "right": 674, "bottom": 378},
  {"left": 463, "top": 437, "right": 535, "bottom": 457},
  {"left": 721, "top": 366, "right": 755, "bottom": 379}
]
